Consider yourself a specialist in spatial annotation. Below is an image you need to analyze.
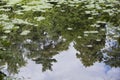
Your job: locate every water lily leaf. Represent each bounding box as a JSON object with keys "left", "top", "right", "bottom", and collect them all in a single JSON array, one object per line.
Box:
[{"left": 20, "top": 30, "right": 30, "bottom": 35}]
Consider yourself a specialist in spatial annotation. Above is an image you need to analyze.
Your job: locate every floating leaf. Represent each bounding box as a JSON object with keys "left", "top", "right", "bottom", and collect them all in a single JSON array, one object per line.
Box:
[
  {"left": 77, "top": 36, "right": 82, "bottom": 39},
  {"left": 4, "top": 30, "right": 11, "bottom": 33},
  {"left": 34, "top": 16, "right": 45, "bottom": 21},
  {"left": 86, "top": 45, "right": 93, "bottom": 47},
  {"left": 85, "top": 11, "right": 91, "bottom": 14},
  {"left": 20, "top": 30, "right": 30, "bottom": 35},
  {"left": 3, "top": 24, "right": 14, "bottom": 30},
  {"left": 1, "top": 36, "right": 7, "bottom": 39},
  {"left": 67, "top": 27, "right": 73, "bottom": 30},
  {"left": 86, "top": 4, "right": 95, "bottom": 9},
  {"left": 96, "top": 39, "right": 101, "bottom": 41},
  {"left": 88, "top": 17, "right": 93, "bottom": 19},
  {"left": 84, "top": 31, "right": 99, "bottom": 34}
]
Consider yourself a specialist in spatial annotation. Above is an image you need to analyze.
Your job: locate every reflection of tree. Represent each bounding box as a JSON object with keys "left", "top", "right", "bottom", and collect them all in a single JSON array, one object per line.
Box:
[
  {"left": 22, "top": 36, "right": 69, "bottom": 71},
  {"left": 0, "top": 42, "right": 26, "bottom": 74},
  {"left": 31, "top": 50, "right": 57, "bottom": 71},
  {"left": 75, "top": 32, "right": 105, "bottom": 66}
]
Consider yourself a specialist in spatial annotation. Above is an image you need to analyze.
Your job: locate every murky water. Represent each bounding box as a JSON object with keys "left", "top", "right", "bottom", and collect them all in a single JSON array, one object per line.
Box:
[{"left": 0, "top": 0, "right": 120, "bottom": 80}]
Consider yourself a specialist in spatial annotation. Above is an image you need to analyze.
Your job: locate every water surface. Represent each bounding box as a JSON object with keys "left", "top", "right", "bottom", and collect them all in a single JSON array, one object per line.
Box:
[{"left": 0, "top": 0, "right": 120, "bottom": 80}]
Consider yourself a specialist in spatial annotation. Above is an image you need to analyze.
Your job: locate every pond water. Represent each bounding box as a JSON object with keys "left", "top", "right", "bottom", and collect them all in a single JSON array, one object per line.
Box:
[{"left": 0, "top": 0, "right": 120, "bottom": 80}]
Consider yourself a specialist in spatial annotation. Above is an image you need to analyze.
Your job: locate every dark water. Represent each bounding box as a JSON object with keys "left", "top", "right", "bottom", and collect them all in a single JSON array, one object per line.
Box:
[{"left": 0, "top": 0, "right": 120, "bottom": 80}]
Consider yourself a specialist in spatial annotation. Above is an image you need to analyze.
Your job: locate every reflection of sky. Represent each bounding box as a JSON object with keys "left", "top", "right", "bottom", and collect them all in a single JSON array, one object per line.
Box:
[{"left": 15, "top": 43, "right": 120, "bottom": 80}]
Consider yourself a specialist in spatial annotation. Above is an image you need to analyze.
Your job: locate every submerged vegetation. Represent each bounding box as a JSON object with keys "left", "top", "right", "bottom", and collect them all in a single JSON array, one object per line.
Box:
[{"left": 0, "top": 0, "right": 120, "bottom": 79}]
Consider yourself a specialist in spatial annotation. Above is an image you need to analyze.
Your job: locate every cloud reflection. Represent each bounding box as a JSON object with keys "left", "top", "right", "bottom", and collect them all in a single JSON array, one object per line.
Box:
[{"left": 16, "top": 43, "right": 120, "bottom": 80}]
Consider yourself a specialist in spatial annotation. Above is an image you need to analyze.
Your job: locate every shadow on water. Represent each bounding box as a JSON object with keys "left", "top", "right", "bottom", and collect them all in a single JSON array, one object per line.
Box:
[{"left": 0, "top": 0, "right": 120, "bottom": 79}]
